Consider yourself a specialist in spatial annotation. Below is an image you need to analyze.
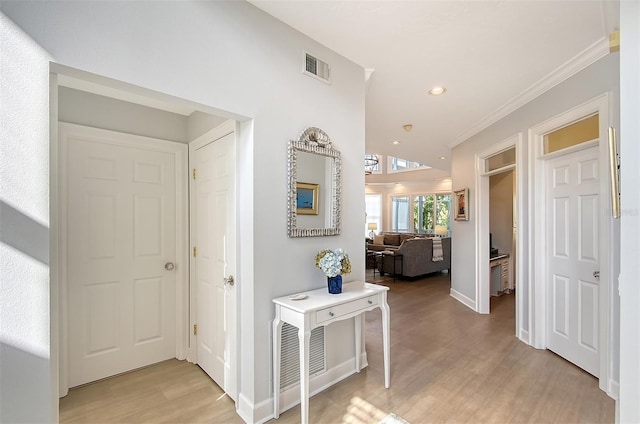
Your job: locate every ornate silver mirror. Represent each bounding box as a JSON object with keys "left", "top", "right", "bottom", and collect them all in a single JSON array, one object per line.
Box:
[{"left": 288, "top": 127, "right": 341, "bottom": 237}]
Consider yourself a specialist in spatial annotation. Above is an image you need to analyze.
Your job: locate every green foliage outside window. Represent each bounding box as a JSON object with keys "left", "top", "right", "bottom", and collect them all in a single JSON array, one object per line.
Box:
[{"left": 414, "top": 194, "right": 451, "bottom": 233}]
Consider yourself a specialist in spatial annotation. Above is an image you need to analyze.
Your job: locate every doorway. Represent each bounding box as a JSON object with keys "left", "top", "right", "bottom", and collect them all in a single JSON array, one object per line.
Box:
[
  {"left": 489, "top": 170, "right": 515, "bottom": 300},
  {"left": 51, "top": 67, "right": 241, "bottom": 406},
  {"left": 189, "top": 121, "right": 237, "bottom": 399},
  {"left": 59, "top": 123, "right": 187, "bottom": 389},
  {"left": 475, "top": 133, "right": 524, "bottom": 341},
  {"left": 529, "top": 93, "right": 614, "bottom": 394}
]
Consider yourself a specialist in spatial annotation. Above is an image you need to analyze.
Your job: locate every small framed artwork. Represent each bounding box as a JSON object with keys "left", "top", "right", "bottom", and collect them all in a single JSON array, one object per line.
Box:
[
  {"left": 296, "top": 182, "right": 319, "bottom": 215},
  {"left": 454, "top": 188, "right": 469, "bottom": 221}
]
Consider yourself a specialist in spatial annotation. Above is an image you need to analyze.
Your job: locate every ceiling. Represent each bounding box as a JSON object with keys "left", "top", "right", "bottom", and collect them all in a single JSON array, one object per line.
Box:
[{"left": 249, "top": 0, "right": 619, "bottom": 175}]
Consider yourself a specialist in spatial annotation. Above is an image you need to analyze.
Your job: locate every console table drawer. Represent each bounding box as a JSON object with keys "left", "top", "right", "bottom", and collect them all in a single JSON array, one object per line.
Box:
[{"left": 316, "top": 295, "right": 378, "bottom": 323}]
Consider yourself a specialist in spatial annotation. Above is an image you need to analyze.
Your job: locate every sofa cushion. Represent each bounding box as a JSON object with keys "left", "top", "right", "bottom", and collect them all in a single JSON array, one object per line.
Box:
[
  {"left": 384, "top": 234, "right": 401, "bottom": 246},
  {"left": 373, "top": 234, "right": 385, "bottom": 245},
  {"left": 399, "top": 234, "right": 414, "bottom": 243}
]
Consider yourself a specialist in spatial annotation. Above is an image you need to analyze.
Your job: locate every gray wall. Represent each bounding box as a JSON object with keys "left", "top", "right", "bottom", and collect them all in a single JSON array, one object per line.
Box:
[
  {"left": 451, "top": 52, "right": 619, "bottom": 384},
  {"left": 489, "top": 171, "right": 513, "bottom": 256}
]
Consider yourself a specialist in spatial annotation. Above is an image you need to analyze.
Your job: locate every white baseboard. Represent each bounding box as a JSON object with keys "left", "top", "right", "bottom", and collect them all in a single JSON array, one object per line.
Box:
[
  {"left": 238, "top": 393, "right": 277, "bottom": 424},
  {"left": 519, "top": 329, "right": 530, "bottom": 345},
  {"left": 450, "top": 288, "right": 476, "bottom": 311},
  {"left": 608, "top": 378, "right": 619, "bottom": 400},
  {"left": 237, "top": 393, "right": 256, "bottom": 424}
]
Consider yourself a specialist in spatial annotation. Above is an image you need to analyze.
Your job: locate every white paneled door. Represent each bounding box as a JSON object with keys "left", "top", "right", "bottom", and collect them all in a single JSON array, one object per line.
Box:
[
  {"left": 546, "top": 145, "right": 600, "bottom": 376},
  {"left": 64, "top": 125, "right": 184, "bottom": 387},
  {"left": 191, "top": 129, "right": 236, "bottom": 396}
]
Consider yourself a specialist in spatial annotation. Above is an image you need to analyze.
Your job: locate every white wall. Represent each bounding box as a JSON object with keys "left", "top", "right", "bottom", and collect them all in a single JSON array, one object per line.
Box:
[
  {"left": 58, "top": 87, "right": 190, "bottom": 142},
  {"left": 187, "top": 111, "right": 227, "bottom": 142},
  {"left": 0, "top": 13, "right": 54, "bottom": 422},
  {"left": 618, "top": 2, "right": 640, "bottom": 421},
  {"left": 451, "top": 53, "right": 619, "bottom": 336},
  {"left": 1, "top": 2, "right": 365, "bottom": 422}
]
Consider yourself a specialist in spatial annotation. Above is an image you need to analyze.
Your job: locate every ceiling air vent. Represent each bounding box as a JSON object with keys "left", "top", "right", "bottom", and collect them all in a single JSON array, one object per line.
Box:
[{"left": 304, "top": 52, "right": 331, "bottom": 84}]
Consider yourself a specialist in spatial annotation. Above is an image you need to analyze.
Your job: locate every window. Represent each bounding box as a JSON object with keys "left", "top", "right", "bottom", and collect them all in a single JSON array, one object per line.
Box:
[
  {"left": 414, "top": 193, "right": 451, "bottom": 235},
  {"left": 365, "top": 194, "right": 382, "bottom": 238},
  {"left": 391, "top": 157, "right": 409, "bottom": 171},
  {"left": 387, "top": 156, "right": 431, "bottom": 174},
  {"left": 414, "top": 195, "right": 435, "bottom": 233},
  {"left": 544, "top": 114, "right": 599, "bottom": 154},
  {"left": 391, "top": 196, "right": 411, "bottom": 232},
  {"left": 485, "top": 147, "right": 515, "bottom": 172}
]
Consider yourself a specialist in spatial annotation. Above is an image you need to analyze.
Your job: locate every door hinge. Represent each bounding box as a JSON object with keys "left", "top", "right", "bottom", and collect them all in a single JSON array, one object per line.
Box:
[
  {"left": 192, "top": 168, "right": 196, "bottom": 180},
  {"left": 193, "top": 247, "right": 197, "bottom": 257},
  {"left": 193, "top": 324, "right": 198, "bottom": 336}
]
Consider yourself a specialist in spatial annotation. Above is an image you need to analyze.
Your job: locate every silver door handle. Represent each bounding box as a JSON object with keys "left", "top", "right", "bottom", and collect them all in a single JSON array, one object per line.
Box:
[
  {"left": 165, "top": 262, "right": 175, "bottom": 271},
  {"left": 224, "top": 275, "right": 235, "bottom": 286},
  {"left": 593, "top": 271, "right": 600, "bottom": 280}
]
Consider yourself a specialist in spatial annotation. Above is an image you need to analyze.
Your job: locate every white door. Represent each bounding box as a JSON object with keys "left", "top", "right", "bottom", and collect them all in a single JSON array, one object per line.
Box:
[
  {"left": 545, "top": 145, "right": 600, "bottom": 376},
  {"left": 64, "top": 125, "right": 182, "bottom": 387},
  {"left": 191, "top": 130, "right": 236, "bottom": 395}
]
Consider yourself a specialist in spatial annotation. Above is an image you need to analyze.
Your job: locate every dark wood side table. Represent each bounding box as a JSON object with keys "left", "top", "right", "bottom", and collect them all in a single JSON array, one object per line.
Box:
[{"left": 381, "top": 251, "right": 403, "bottom": 282}]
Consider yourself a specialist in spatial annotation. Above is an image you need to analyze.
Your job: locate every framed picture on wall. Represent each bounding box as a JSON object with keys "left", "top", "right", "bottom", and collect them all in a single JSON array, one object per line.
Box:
[
  {"left": 296, "top": 182, "right": 319, "bottom": 215},
  {"left": 454, "top": 188, "right": 469, "bottom": 221}
]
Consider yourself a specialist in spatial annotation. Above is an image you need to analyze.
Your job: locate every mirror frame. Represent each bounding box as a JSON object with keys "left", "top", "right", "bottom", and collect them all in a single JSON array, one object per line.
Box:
[{"left": 287, "top": 127, "right": 341, "bottom": 237}]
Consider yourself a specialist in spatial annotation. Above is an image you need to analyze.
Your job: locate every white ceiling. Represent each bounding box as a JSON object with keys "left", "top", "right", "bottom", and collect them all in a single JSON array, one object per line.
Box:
[{"left": 249, "top": 0, "right": 619, "bottom": 174}]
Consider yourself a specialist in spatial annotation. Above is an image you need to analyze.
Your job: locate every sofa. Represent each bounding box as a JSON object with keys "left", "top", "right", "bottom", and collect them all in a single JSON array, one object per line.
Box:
[
  {"left": 374, "top": 236, "right": 451, "bottom": 278},
  {"left": 367, "top": 232, "right": 427, "bottom": 252}
]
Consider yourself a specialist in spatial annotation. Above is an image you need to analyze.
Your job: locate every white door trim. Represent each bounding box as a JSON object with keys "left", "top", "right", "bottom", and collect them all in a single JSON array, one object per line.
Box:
[
  {"left": 474, "top": 132, "right": 525, "bottom": 341},
  {"left": 528, "top": 93, "right": 613, "bottom": 395},
  {"left": 57, "top": 122, "right": 189, "bottom": 395},
  {"left": 188, "top": 119, "right": 238, "bottom": 402}
]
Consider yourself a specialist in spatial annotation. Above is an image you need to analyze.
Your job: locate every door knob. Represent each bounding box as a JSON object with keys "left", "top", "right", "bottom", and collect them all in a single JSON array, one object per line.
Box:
[
  {"left": 224, "top": 275, "right": 235, "bottom": 286},
  {"left": 593, "top": 271, "right": 600, "bottom": 280},
  {"left": 165, "top": 262, "right": 175, "bottom": 271}
]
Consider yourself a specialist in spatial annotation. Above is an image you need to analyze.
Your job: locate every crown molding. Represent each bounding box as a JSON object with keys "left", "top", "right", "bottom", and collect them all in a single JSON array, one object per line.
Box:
[{"left": 448, "top": 36, "right": 610, "bottom": 149}]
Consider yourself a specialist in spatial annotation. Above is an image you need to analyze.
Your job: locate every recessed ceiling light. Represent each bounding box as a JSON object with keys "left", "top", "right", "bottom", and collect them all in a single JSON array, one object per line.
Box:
[
  {"left": 402, "top": 124, "right": 413, "bottom": 132},
  {"left": 440, "top": 156, "right": 446, "bottom": 160},
  {"left": 428, "top": 86, "right": 447, "bottom": 96},
  {"left": 392, "top": 140, "right": 400, "bottom": 145}
]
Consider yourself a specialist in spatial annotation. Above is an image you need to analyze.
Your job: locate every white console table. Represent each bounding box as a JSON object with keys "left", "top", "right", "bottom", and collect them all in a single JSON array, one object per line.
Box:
[{"left": 272, "top": 281, "right": 390, "bottom": 424}]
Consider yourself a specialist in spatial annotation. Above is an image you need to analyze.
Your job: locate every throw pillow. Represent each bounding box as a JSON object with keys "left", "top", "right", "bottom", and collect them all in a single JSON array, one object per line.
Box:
[
  {"left": 384, "top": 234, "right": 401, "bottom": 246},
  {"left": 373, "top": 234, "right": 385, "bottom": 245}
]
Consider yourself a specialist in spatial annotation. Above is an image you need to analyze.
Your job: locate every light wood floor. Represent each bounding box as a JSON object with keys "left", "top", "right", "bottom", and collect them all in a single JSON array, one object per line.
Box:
[{"left": 60, "top": 271, "right": 614, "bottom": 423}]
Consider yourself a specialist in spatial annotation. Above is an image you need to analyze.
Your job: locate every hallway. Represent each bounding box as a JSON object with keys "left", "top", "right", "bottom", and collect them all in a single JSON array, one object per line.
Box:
[{"left": 60, "top": 272, "right": 614, "bottom": 423}]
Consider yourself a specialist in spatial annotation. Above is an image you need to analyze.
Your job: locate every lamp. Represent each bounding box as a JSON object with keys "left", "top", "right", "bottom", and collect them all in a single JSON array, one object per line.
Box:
[
  {"left": 435, "top": 225, "right": 448, "bottom": 237},
  {"left": 367, "top": 222, "right": 378, "bottom": 239}
]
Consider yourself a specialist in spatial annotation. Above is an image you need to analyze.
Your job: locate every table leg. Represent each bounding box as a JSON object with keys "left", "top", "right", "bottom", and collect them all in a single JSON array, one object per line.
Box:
[
  {"left": 355, "top": 314, "right": 362, "bottom": 372},
  {"left": 272, "top": 314, "right": 283, "bottom": 419},
  {"left": 380, "top": 295, "right": 391, "bottom": 388},
  {"left": 393, "top": 255, "right": 396, "bottom": 282},
  {"left": 299, "top": 327, "right": 311, "bottom": 424}
]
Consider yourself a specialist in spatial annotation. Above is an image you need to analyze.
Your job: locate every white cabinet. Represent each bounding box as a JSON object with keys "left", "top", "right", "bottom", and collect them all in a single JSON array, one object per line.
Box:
[{"left": 490, "top": 254, "right": 511, "bottom": 295}]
